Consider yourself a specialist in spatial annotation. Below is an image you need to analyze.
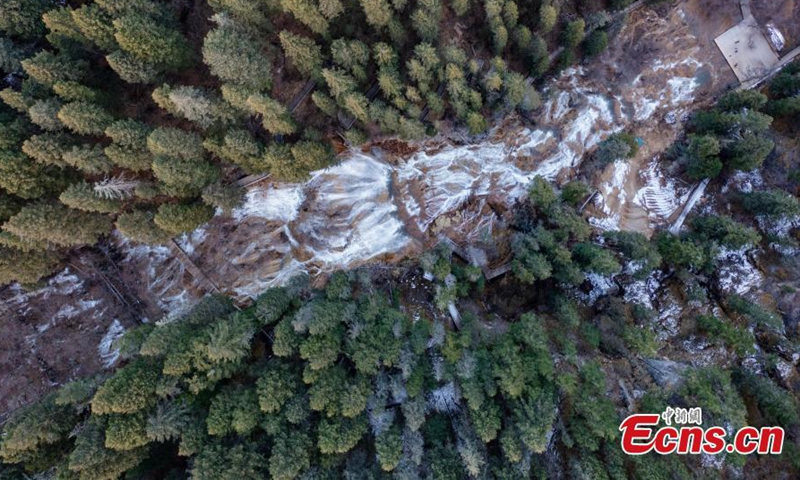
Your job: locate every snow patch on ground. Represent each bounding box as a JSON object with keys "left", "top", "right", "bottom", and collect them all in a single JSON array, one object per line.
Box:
[
  {"left": 98, "top": 319, "right": 125, "bottom": 368},
  {"left": 633, "top": 157, "right": 689, "bottom": 225},
  {"left": 233, "top": 184, "right": 305, "bottom": 222},
  {"left": 715, "top": 247, "right": 763, "bottom": 295}
]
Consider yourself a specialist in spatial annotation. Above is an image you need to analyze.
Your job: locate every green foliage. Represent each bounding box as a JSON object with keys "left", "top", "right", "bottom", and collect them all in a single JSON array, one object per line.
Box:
[
  {"left": 58, "top": 101, "right": 114, "bottom": 135},
  {"left": 203, "top": 20, "right": 271, "bottom": 89},
  {"left": 0, "top": 150, "right": 72, "bottom": 199},
  {"left": 92, "top": 358, "right": 160, "bottom": 414},
  {"left": 539, "top": 4, "right": 558, "bottom": 33},
  {"left": 690, "top": 215, "right": 761, "bottom": 249},
  {"left": 734, "top": 370, "right": 799, "bottom": 427},
  {"left": 28, "top": 98, "right": 64, "bottom": 131},
  {"left": 595, "top": 132, "right": 638, "bottom": 164},
  {"left": 655, "top": 232, "right": 705, "bottom": 270},
  {"left": 191, "top": 442, "right": 267, "bottom": 480},
  {"left": 281, "top": 0, "right": 330, "bottom": 35},
  {"left": 116, "top": 209, "right": 172, "bottom": 244},
  {"left": 375, "top": 426, "right": 403, "bottom": 471},
  {"left": 60, "top": 182, "right": 122, "bottom": 213},
  {"left": 585, "top": 30, "right": 609, "bottom": 57},
  {"left": 603, "top": 230, "right": 662, "bottom": 279},
  {"left": 4, "top": 202, "right": 111, "bottom": 248},
  {"left": 21, "top": 51, "right": 87, "bottom": 87},
  {"left": 563, "top": 19, "right": 586, "bottom": 48},
  {"left": 279, "top": 31, "right": 323, "bottom": 78},
  {"left": 696, "top": 314, "right": 754, "bottom": 356},
  {"left": 739, "top": 189, "right": 799, "bottom": 218},
  {"left": 154, "top": 202, "right": 215, "bottom": 235},
  {"left": 202, "top": 182, "right": 245, "bottom": 214},
  {"left": 685, "top": 134, "right": 722, "bottom": 179},
  {"left": 72, "top": 4, "right": 117, "bottom": 50},
  {"left": 113, "top": 12, "right": 192, "bottom": 72}
]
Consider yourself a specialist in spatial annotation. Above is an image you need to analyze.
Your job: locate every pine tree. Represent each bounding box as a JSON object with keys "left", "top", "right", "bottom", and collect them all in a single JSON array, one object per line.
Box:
[
  {"left": 563, "top": 19, "right": 586, "bottom": 48},
  {"left": 154, "top": 202, "right": 215, "bottom": 235},
  {"left": 68, "top": 419, "right": 149, "bottom": 480},
  {"left": 60, "top": 182, "right": 122, "bottom": 213},
  {"left": 62, "top": 143, "right": 114, "bottom": 173},
  {"left": 0, "top": 246, "right": 60, "bottom": 285},
  {"left": 322, "top": 68, "right": 357, "bottom": 99},
  {"left": 53, "top": 81, "right": 103, "bottom": 103},
  {"left": 360, "top": 0, "right": 394, "bottom": 29},
  {"left": 116, "top": 209, "right": 172, "bottom": 244},
  {"left": 104, "top": 413, "right": 148, "bottom": 451},
  {"left": 269, "top": 431, "right": 312, "bottom": 480},
  {"left": 279, "top": 31, "right": 323, "bottom": 79},
  {"left": 0, "top": 150, "right": 72, "bottom": 199},
  {"left": 280, "top": 0, "right": 330, "bottom": 35},
  {"left": 686, "top": 134, "right": 722, "bottom": 180},
  {"left": 331, "top": 39, "right": 371, "bottom": 82},
  {"left": 539, "top": 4, "right": 558, "bottom": 33},
  {"left": 0, "top": 0, "right": 49, "bottom": 38},
  {"left": 191, "top": 442, "right": 267, "bottom": 480},
  {"left": 72, "top": 4, "right": 117, "bottom": 51},
  {"left": 22, "top": 133, "right": 72, "bottom": 167},
  {"left": 246, "top": 94, "right": 296, "bottom": 135},
  {"left": 58, "top": 102, "right": 114, "bottom": 135},
  {"left": 147, "top": 127, "right": 205, "bottom": 160},
  {"left": 113, "top": 12, "right": 192, "bottom": 71},
  {"left": 28, "top": 98, "right": 64, "bottom": 131},
  {"left": 0, "top": 38, "right": 23, "bottom": 73},
  {"left": 202, "top": 182, "right": 245, "bottom": 214},
  {"left": 91, "top": 358, "right": 160, "bottom": 414},
  {"left": 203, "top": 18, "right": 272, "bottom": 89},
  {"left": 375, "top": 426, "right": 403, "bottom": 471},
  {"left": 21, "top": 51, "right": 88, "bottom": 87},
  {"left": 4, "top": 202, "right": 112, "bottom": 248},
  {"left": 106, "top": 50, "right": 159, "bottom": 84},
  {"left": 317, "top": 415, "right": 368, "bottom": 454},
  {"left": 203, "top": 128, "right": 267, "bottom": 173}
]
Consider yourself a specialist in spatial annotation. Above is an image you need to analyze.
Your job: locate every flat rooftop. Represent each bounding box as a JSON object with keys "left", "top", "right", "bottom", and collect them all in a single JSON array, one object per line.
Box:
[{"left": 714, "top": 15, "right": 779, "bottom": 82}]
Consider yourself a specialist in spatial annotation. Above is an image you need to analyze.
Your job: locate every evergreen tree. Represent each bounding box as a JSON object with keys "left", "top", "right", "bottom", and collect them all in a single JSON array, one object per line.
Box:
[
  {"left": 739, "top": 189, "right": 799, "bottom": 218},
  {"left": 203, "top": 18, "right": 272, "bottom": 89},
  {"left": 154, "top": 202, "right": 215, "bottom": 235},
  {"left": 113, "top": 12, "right": 192, "bottom": 71},
  {"left": 4, "top": 202, "right": 112, "bottom": 248},
  {"left": 0, "top": 246, "right": 60, "bottom": 286},
  {"left": 360, "top": 0, "right": 394, "bottom": 29},
  {"left": 246, "top": 93, "right": 297, "bottom": 134},
  {"left": 202, "top": 182, "right": 245, "bottom": 214},
  {"left": 28, "top": 98, "right": 64, "bottom": 131},
  {"left": 60, "top": 182, "right": 123, "bottom": 213},
  {"left": 563, "top": 19, "right": 586, "bottom": 48},
  {"left": 72, "top": 4, "right": 117, "bottom": 51},
  {"left": 269, "top": 431, "right": 312, "bottom": 480},
  {"left": 686, "top": 134, "right": 722, "bottom": 180},
  {"left": 106, "top": 49, "right": 159, "bottom": 84},
  {"left": 191, "top": 442, "right": 267, "bottom": 480},
  {"left": 91, "top": 358, "right": 160, "bottom": 414},
  {"left": 21, "top": 51, "right": 88, "bottom": 87},
  {"left": 62, "top": 143, "right": 114, "bottom": 173},
  {"left": 116, "top": 209, "right": 172, "bottom": 244},
  {"left": 0, "top": 150, "right": 72, "bottom": 199},
  {"left": 279, "top": 31, "right": 324, "bottom": 79},
  {"left": 0, "top": 0, "right": 49, "bottom": 38},
  {"left": 58, "top": 101, "right": 114, "bottom": 135},
  {"left": 280, "top": 0, "right": 330, "bottom": 35},
  {"left": 539, "top": 4, "right": 558, "bottom": 33}
]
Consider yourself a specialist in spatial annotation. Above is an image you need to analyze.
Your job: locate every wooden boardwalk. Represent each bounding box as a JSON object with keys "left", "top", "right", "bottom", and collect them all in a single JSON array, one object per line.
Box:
[
  {"left": 168, "top": 240, "right": 221, "bottom": 294},
  {"left": 438, "top": 235, "right": 512, "bottom": 281}
]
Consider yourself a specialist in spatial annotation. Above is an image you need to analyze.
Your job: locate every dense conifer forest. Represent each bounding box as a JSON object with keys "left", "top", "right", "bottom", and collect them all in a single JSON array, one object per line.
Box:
[{"left": 1, "top": 0, "right": 799, "bottom": 478}]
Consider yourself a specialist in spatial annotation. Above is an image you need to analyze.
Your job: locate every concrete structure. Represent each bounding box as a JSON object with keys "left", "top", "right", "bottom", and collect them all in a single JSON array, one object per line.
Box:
[{"left": 714, "top": 15, "right": 779, "bottom": 82}]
